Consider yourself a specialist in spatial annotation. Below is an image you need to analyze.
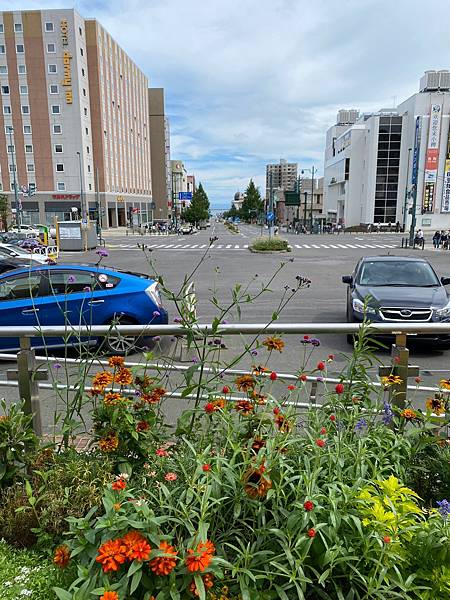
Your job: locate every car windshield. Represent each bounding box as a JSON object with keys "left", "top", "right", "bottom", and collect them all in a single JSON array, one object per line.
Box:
[{"left": 358, "top": 260, "right": 440, "bottom": 287}]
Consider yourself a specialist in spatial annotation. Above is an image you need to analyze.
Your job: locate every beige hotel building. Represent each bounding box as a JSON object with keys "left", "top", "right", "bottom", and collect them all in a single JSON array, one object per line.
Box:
[{"left": 0, "top": 8, "right": 160, "bottom": 228}]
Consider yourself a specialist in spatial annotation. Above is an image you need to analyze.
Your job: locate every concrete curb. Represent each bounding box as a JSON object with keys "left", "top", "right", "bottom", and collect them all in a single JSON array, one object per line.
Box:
[{"left": 248, "top": 246, "right": 292, "bottom": 254}]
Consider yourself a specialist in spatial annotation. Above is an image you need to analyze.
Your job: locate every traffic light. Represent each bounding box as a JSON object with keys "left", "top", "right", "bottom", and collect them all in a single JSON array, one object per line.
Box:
[{"left": 182, "top": 201, "right": 186, "bottom": 208}]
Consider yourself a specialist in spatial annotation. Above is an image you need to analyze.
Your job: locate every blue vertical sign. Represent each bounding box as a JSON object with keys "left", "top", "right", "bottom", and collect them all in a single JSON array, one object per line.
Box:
[{"left": 411, "top": 116, "right": 421, "bottom": 187}]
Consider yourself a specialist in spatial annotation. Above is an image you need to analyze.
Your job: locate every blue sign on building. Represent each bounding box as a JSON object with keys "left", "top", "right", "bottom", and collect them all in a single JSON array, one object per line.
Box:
[{"left": 178, "top": 192, "right": 193, "bottom": 200}]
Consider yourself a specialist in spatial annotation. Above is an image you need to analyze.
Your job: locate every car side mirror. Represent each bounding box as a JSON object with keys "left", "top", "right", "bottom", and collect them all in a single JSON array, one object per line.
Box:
[
  {"left": 441, "top": 276, "right": 450, "bottom": 286},
  {"left": 342, "top": 275, "right": 353, "bottom": 285}
]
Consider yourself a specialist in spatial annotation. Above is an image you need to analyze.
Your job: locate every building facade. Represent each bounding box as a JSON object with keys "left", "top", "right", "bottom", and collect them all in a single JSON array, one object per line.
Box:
[
  {"left": 275, "top": 177, "right": 324, "bottom": 226},
  {"left": 0, "top": 8, "right": 154, "bottom": 228},
  {"left": 323, "top": 72, "right": 450, "bottom": 230},
  {"left": 265, "top": 159, "right": 297, "bottom": 201},
  {"left": 149, "top": 87, "right": 170, "bottom": 222},
  {"left": 170, "top": 159, "right": 187, "bottom": 221}
]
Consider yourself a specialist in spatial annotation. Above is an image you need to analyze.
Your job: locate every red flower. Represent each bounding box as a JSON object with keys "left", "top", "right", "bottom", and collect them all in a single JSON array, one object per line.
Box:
[
  {"left": 270, "top": 372, "right": 277, "bottom": 381},
  {"left": 327, "top": 354, "right": 335, "bottom": 361},
  {"left": 165, "top": 472, "right": 177, "bottom": 481},
  {"left": 316, "top": 439, "right": 325, "bottom": 448},
  {"left": 112, "top": 478, "right": 126, "bottom": 491},
  {"left": 136, "top": 420, "right": 150, "bottom": 432},
  {"left": 393, "top": 356, "right": 400, "bottom": 364},
  {"left": 96, "top": 539, "right": 127, "bottom": 572},
  {"left": 202, "top": 464, "right": 211, "bottom": 472},
  {"left": 383, "top": 535, "right": 391, "bottom": 544},
  {"left": 320, "top": 427, "right": 327, "bottom": 435},
  {"left": 303, "top": 335, "right": 310, "bottom": 340},
  {"left": 299, "top": 373, "right": 307, "bottom": 382},
  {"left": 222, "top": 385, "right": 230, "bottom": 394},
  {"left": 204, "top": 402, "right": 215, "bottom": 414},
  {"left": 329, "top": 414, "right": 336, "bottom": 422},
  {"left": 307, "top": 528, "right": 316, "bottom": 538},
  {"left": 149, "top": 540, "right": 178, "bottom": 576},
  {"left": 273, "top": 407, "right": 280, "bottom": 415},
  {"left": 127, "top": 539, "right": 152, "bottom": 562},
  {"left": 303, "top": 500, "right": 314, "bottom": 511},
  {"left": 156, "top": 448, "right": 169, "bottom": 457},
  {"left": 317, "top": 361, "right": 325, "bottom": 371},
  {"left": 287, "top": 384, "right": 296, "bottom": 391},
  {"left": 335, "top": 383, "right": 344, "bottom": 394},
  {"left": 414, "top": 376, "right": 422, "bottom": 384}
]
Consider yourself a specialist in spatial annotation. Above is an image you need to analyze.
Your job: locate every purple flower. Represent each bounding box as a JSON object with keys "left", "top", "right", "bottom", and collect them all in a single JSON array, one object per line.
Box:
[
  {"left": 316, "top": 376, "right": 324, "bottom": 382},
  {"left": 135, "top": 390, "right": 141, "bottom": 397},
  {"left": 300, "top": 338, "right": 311, "bottom": 345},
  {"left": 46, "top": 258, "right": 57, "bottom": 265},
  {"left": 221, "top": 319, "right": 229, "bottom": 324},
  {"left": 191, "top": 357, "right": 199, "bottom": 364},
  {"left": 355, "top": 417, "right": 367, "bottom": 432},
  {"left": 67, "top": 275, "right": 76, "bottom": 284},
  {"left": 152, "top": 336, "right": 161, "bottom": 342},
  {"left": 53, "top": 362, "right": 62, "bottom": 370},
  {"left": 382, "top": 401, "right": 394, "bottom": 425},
  {"left": 82, "top": 286, "right": 91, "bottom": 292},
  {"left": 437, "top": 499, "right": 449, "bottom": 518},
  {"left": 251, "top": 349, "right": 258, "bottom": 356},
  {"left": 213, "top": 338, "right": 221, "bottom": 345},
  {"left": 153, "top": 310, "right": 161, "bottom": 317},
  {"left": 96, "top": 248, "right": 109, "bottom": 257},
  {"left": 310, "top": 338, "right": 321, "bottom": 347},
  {"left": 220, "top": 343, "right": 227, "bottom": 349},
  {"left": 173, "top": 317, "right": 182, "bottom": 323}
]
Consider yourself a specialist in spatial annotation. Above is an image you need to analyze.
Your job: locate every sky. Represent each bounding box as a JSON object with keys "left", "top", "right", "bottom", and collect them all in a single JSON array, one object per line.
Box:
[{"left": 3, "top": 0, "right": 450, "bottom": 208}]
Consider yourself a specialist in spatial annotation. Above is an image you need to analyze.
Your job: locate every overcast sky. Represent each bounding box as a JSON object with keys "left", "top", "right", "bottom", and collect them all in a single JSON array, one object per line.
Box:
[{"left": 3, "top": 0, "right": 450, "bottom": 208}]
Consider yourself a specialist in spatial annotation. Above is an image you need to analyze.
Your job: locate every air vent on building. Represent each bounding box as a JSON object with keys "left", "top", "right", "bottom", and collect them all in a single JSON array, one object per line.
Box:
[
  {"left": 420, "top": 70, "right": 450, "bottom": 92},
  {"left": 337, "top": 109, "right": 359, "bottom": 126}
]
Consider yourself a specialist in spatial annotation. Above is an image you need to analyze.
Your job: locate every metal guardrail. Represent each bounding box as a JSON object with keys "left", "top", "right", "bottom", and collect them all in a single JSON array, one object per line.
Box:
[{"left": 1, "top": 322, "right": 449, "bottom": 436}]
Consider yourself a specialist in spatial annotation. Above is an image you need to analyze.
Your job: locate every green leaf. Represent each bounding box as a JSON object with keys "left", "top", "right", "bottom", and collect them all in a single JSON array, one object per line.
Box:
[
  {"left": 130, "top": 568, "right": 143, "bottom": 594},
  {"left": 53, "top": 588, "right": 73, "bottom": 600}
]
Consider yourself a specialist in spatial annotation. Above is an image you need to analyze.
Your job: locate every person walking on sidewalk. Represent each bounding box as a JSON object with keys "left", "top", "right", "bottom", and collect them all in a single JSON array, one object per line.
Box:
[{"left": 433, "top": 230, "right": 441, "bottom": 249}]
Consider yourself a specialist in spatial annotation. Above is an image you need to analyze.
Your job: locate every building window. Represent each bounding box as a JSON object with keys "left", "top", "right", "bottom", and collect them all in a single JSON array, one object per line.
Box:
[
  {"left": 56, "top": 163, "right": 64, "bottom": 172},
  {"left": 85, "top": 127, "right": 88, "bottom": 135},
  {"left": 51, "top": 105, "right": 60, "bottom": 114},
  {"left": 86, "top": 145, "right": 90, "bottom": 154},
  {"left": 53, "top": 124, "right": 62, "bottom": 134},
  {"left": 54, "top": 144, "right": 63, "bottom": 153},
  {"left": 7, "top": 145, "right": 14, "bottom": 153},
  {"left": 1, "top": 85, "right": 9, "bottom": 95},
  {"left": 10, "top": 183, "right": 15, "bottom": 191},
  {"left": 47, "top": 43, "right": 55, "bottom": 53},
  {"left": 25, "top": 144, "right": 33, "bottom": 153},
  {"left": 80, "top": 47, "right": 84, "bottom": 56},
  {"left": 18, "top": 65, "right": 26, "bottom": 74},
  {"left": 45, "top": 22, "right": 54, "bottom": 32},
  {"left": 14, "top": 23, "right": 22, "bottom": 33},
  {"left": 88, "top": 183, "right": 92, "bottom": 190},
  {"left": 83, "top": 107, "right": 87, "bottom": 116},
  {"left": 49, "top": 84, "right": 58, "bottom": 94},
  {"left": 21, "top": 105, "right": 29, "bottom": 114},
  {"left": 48, "top": 64, "right": 57, "bottom": 74},
  {"left": 9, "top": 164, "right": 16, "bottom": 172},
  {"left": 79, "top": 26, "right": 82, "bottom": 36},
  {"left": 16, "top": 44, "right": 24, "bottom": 53},
  {"left": 0, "top": 66, "right": 7, "bottom": 74},
  {"left": 0, "top": 45, "right": 5, "bottom": 54},
  {"left": 81, "top": 67, "right": 85, "bottom": 76},
  {"left": 23, "top": 124, "right": 31, "bottom": 134},
  {"left": 0, "top": 183, "right": 2, "bottom": 191},
  {"left": 0, "top": 24, "right": 3, "bottom": 33},
  {"left": 3, "top": 105, "right": 11, "bottom": 114},
  {"left": 27, "top": 164, "right": 34, "bottom": 172},
  {"left": 87, "top": 165, "right": 91, "bottom": 172},
  {"left": 57, "top": 182, "right": 65, "bottom": 191},
  {"left": 19, "top": 85, "right": 27, "bottom": 94}
]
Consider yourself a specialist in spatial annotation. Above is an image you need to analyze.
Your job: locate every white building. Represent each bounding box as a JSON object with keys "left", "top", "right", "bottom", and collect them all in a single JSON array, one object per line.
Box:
[{"left": 323, "top": 71, "right": 450, "bottom": 230}]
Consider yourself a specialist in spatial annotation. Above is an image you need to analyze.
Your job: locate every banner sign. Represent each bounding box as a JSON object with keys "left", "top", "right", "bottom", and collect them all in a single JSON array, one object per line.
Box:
[
  {"left": 422, "top": 103, "right": 442, "bottom": 213},
  {"left": 441, "top": 123, "right": 450, "bottom": 213},
  {"left": 411, "top": 116, "right": 421, "bottom": 186}
]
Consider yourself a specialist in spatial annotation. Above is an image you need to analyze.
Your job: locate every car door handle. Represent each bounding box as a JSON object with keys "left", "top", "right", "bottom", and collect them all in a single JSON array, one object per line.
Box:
[
  {"left": 21, "top": 308, "right": 39, "bottom": 314},
  {"left": 88, "top": 299, "right": 105, "bottom": 305}
]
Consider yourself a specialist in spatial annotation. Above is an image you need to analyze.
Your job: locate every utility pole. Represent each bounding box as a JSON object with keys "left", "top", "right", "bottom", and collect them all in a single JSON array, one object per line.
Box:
[
  {"left": 310, "top": 166, "right": 315, "bottom": 233},
  {"left": 403, "top": 148, "right": 412, "bottom": 232},
  {"left": 96, "top": 167, "right": 102, "bottom": 241},
  {"left": 7, "top": 127, "right": 20, "bottom": 227},
  {"left": 269, "top": 172, "right": 274, "bottom": 238},
  {"left": 77, "top": 151, "right": 88, "bottom": 251},
  {"left": 303, "top": 191, "right": 308, "bottom": 228}
]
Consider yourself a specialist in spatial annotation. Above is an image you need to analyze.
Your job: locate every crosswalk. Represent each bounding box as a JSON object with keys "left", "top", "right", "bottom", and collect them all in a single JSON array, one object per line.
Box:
[{"left": 105, "top": 242, "right": 398, "bottom": 251}]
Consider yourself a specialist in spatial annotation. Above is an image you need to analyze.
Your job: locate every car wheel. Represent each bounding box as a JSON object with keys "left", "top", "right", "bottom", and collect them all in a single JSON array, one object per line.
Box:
[{"left": 100, "top": 316, "right": 138, "bottom": 355}]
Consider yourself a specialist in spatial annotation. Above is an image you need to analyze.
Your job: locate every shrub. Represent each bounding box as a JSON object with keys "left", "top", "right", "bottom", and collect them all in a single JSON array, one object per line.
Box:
[
  {"left": 250, "top": 237, "right": 290, "bottom": 252},
  {"left": 0, "top": 399, "right": 37, "bottom": 488}
]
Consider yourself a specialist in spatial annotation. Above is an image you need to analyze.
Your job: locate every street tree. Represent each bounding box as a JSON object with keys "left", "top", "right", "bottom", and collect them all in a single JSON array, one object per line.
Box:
[
  {"left": 240, "top": 179, "right": 263, "bottom": 222},
  {"left": 223, "top": 203, "right": 239, "bottom": 220},
  {"left": 0, "top": 194, "right": 9, "bottom": 231},
  {"left": 183, "top": 182, "right": 210, "bottom": 225}
]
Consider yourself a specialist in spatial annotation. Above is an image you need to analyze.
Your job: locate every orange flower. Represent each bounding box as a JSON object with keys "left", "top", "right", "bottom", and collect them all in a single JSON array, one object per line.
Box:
[
  {"left": 262, "top": 336, "right": 285, "bottom": 352},
  {"left": 127, "top": 538, "right": 152, "bottom": 562},
  {"left": 89, "top": 385, "right": 106, "bottom": 397},
  {"left": 149, "top": 540, "right": 178, "bottom": 575},
  {"left": 113, "top": 503, "right": 122, "bottom": 511},
  {"left": 92, "top": 371, "right": 114, "bottom": 389},
  {"left": 108, "top": 355, "right": 125, "bottom": 368},
  {"left": 98, "top": 433, "right": 119, "bottom": 453},
  {"left": 251, "top": 437, "right": 266, "bottom": 454},
  {"left": 0, "top": 415, "right": 9, "bottom": 422},
  {"left": 189, "top": 573, "right": 215, "bottom": 596},
  {"left": 134, "top": 374, "right": 154, "bottom": 388},
  {"left": 122, "top": 531, "right": 146, "bottom": 558},
  {"left": 115, "top": 368, "right": 133, "bottom": 386},
  {"left": 104, "top": 392, "right": 125, "bottom": 406},
  {"left": 198, "top": 540, "right": 215, "bottom": 556},
  {"left": 141, "top": 387, "right": 167, "bottom": 404},
  {"left": 112, "top": 478, "right": 126, "bottom": 491},
  {"left": 250, "top": 390, "right": 267, "bottom": 405},
  {"left": 96, "top": 538, "right": 127, "bottom": 572},
  {"left": 185, "top": 545, "right": 213, "bottom": 573},
  {"left": 400, "top": 408, "right": 419, "bottom": 421},
  {"left": 54, "top": 544, "right": 70, "bottom": 568},
  {"left": 275, "top": 414, "right": 292, "bottom": 433},
  {"left": 243, "top": 465, "right": 272, "bottom": 499},
  {"left": 136, "top": 420, "right": 150, "bottom": 432},
  {"left": 235, "top": 374, "right": 256, "bottom": 392},
  {"left": 425, "top": 396, "right": 446, "bottom": 415},
  {"left": 100, "top": 592, "right": 119, "bottom": 600},
  {"left": 252, "top": 365, "right": 269, "bottom": 375},
  {"left": 235, "top": 399, "right": 254, "bottom": 416}
]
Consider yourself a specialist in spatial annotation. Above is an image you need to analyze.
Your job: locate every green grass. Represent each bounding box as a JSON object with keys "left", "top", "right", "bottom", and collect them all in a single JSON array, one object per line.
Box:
[
  {"left": 0, "top": 540, "right": 73, "bottom": 600},
  {"left": 250, "top": 237, "right": 290, "bottom": 251}
]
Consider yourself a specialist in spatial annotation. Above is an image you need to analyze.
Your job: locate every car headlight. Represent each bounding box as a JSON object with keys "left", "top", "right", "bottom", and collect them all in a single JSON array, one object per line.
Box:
[
  {"left": 352, "top": 298, "right": 376, "bottom": 315},
  {"left": 145, "top": 281, "right": 163, "bottom": 308},
  {"left": 435, "top": 301, "right": 450, "bottom": 318}
]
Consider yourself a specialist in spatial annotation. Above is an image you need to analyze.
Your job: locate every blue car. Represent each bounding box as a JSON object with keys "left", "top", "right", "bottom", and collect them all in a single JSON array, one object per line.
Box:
[{"left": 0, "top": 264, "right": 168, "bottom": 353}]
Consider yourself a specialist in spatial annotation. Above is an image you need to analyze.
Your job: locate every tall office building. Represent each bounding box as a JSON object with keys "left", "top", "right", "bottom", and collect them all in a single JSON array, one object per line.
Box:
[
  {"left": 323, "top": 71, "right": 450, "bottom": 230},
  {"left": 265, "top": 159, "right": 298, "bottom": 200},
  {"left": 149, "top": 87, "right": 170, "bottom": 222},
  {"left": 0, "top": 8, "right": 154, "bottom": 228}
]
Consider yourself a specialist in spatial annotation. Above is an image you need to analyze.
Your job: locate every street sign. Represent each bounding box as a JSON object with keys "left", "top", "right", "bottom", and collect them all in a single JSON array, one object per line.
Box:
[
  {"left": 267, "top": 211, "right": 274, "bottom": 222},
  {"left": 178, "top": 192, "right": 192, "bottom": 201}
]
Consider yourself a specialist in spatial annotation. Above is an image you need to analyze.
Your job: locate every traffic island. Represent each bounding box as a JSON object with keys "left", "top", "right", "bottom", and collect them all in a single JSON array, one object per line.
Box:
[{"left": 249, "top": 236, "right": 291, "bottom": 253}]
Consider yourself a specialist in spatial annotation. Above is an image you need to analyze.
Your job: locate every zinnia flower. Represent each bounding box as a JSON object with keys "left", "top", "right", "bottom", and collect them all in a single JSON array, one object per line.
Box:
[
  {"left": 235, "top": 374, "right": 256, "bottom": 392},
  {"left": 115, "top": 368, "right": 133, "bottom": 386},
  {"left": 100, "top": 592, "right": 119, "bottom": 600},
  {"left": 136, "top": 420, "right": 150, "bottom": 432},
  {"left": 54, "top": 544, "right": 70, "bottom": 568},
  {"left": 149, "top": 541, "right": 178, "bottom": 575},
  {"left": 92, "top": 371, "right": 114, "bottom": 389},
  {"left": 243, "top": 465, "right": 272, "bottom": 499},
  {"left": 108, "top": 355, "right": 125, "bottom": 368},
  {"left": 96, "top": 538, "right": 127, "bottom": 572},
  {"left": 156, "top": 448, "right": 169, "bottom": 457},
  {"left": 202, "top": 464, "right": 211, "bottom": 472},
  {"left": 275, "top": 413, "right": 291, "bottom": 433},
  {"left": 262, "top": 336, "right": 285, "bottom": 352},
  {"left": 235, "top": 399, "right": 254, "bottom": 416},
  {"left": 400, "top": 408, "right": 418, "bottom": 421},
  {"left": 127, "top": 538, "right": 152, "bottom": 562},
  {"left": 98, "top": 433, "right": 119, "bottom": 453},
  {"left": 112, "top": 478, "right": 126, "bottom": 491},
  {"left": 381, "top": 374, "right": 402, "bottom": 387},
  {"left": 426, "top": 397, "right": 446, "bottom": 415},
  {"left": 251, "top": 437, "right": 266, "bottom": 454},
  {"left": 185, "top": 540, "right": 215, "bottom": 573},
  {"left": 164, "top": 472, "right": 177, "bottom": 481},
  {"left": 122, "top": 531, "right": 146, "bottom": 558},
  {"left": 104, "top": 392, "right": 125, "bottom": 406},
  {"left": 189, "top": 573, "right": 215, "bottom": 596},
  {"left": 383, "top": 535, "right": 391, "bottom": 544}
]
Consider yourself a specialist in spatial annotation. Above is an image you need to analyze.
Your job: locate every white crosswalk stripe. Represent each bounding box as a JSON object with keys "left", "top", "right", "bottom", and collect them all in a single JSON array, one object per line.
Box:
[{"left": 103, "top": 241, "right": 401, "bottom": 252}]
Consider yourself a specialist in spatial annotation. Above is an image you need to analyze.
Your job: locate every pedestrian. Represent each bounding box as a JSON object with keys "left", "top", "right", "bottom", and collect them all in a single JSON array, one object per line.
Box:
[
  {"left": 388, "top": 221, "right": 392, "bottom": 232},
  {"left": 396, "top": 221, "right": 401, "bottom": 233},
  {"left": 415, "top": 228, "right": 424, "bottom": 249},
  {"left": 433, "top": 230, "right": 441, "bottom": 249},
  {"left": 337, "top": 223, "right": 342, "bottom": 235},
  {"left": 441, "top": 230, "right": 448, "bottom": 250},
  {"left": 376, "top": 222, "right": 381, "bottom": 233}
]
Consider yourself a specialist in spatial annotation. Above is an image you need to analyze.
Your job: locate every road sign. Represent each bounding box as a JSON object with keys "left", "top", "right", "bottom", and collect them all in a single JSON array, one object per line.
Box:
[
  {"left": 267, "top": 211, "right": 274, "bottom": 222},
  {"left": 178, "top": 192, "right": 192, "bottom": 201}
]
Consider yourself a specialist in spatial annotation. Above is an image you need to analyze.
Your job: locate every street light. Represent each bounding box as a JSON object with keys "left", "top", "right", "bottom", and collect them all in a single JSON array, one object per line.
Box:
[
  {"left": 76, "top": 151, "right": 88, "bottom": 251},
  {"left": 403, "top": 148, "right": 412, "bottom": 232},
  {"left": 301, "top": 166, "right": 316, "bottom": 232},
  {"left": 7, "top": 126, "right": 21, "bottom": 228}
]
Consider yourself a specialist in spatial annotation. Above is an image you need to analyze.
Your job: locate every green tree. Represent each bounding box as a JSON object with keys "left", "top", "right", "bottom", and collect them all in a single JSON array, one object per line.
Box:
[
  {"left": 223, "top": 203, "right": 239, "bottom": 220},
  {"left": 183, "top": 182, "right": 210, "bottom": 225},
  {"left": 240, "top": 179, "right": 264, "bottom": 222},
  {"left": 0, "top": 194, "right": 9, "bottom": 232}
]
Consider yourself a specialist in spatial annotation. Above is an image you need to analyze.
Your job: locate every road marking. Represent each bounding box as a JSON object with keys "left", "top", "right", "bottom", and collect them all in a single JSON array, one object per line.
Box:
[
  {"left": 303, "top": 244, "right": 311, "bottom": 248},
  {"left": 191, "top": 244, "right": 198, "bottom": 248},
  {"left": 346, "top": 244, "right": 357, "bottom": 248},
  {"left": 164, "top": 244, "right": 174, "bottom": 248},
  {"left": 244, "top": 244, "right": 249, "bottom": 248},
  {"left": 199, "top": 244, "right": 207, "bottom": 248},
  {"left": 320, "top": 244, "right": 330, "bottom": 248},
  {"left": 364, "top": 244, "right": 376, "bottom": 248},
  {"left": 337, "top": 244, "right": 348, "bottom": 248},
  {"left": 216, "top": 245, "right": 223, "bottom": 248},
  {"left": 295, "top": 244, "right": 302, "bottom": 248},
  {"left": 311, "top": 244, "right": 320, "bottom": 248},
  {"left": 328, "top": 244, "right": 339, "bottom": 248},
  {"left": 234, "top": 244, "right": 239, "bottom": 248},
  {"left": 226, "top": 244, "right": 232, "bottom": 248}
]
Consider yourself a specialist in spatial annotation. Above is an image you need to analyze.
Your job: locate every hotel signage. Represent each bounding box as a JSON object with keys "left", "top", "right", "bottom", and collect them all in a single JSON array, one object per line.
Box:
[{"left": 60, "top": 19, "right": 73, "bottom": 104}]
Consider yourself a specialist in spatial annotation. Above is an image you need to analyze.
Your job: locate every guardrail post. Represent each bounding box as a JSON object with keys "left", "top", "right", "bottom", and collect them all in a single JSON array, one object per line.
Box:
[
  {"left": 378, "top": 333, "right": 419, "bottom": 409},
  {"left": 6, "top": 337, "right": 48, "bottom": 436}
]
